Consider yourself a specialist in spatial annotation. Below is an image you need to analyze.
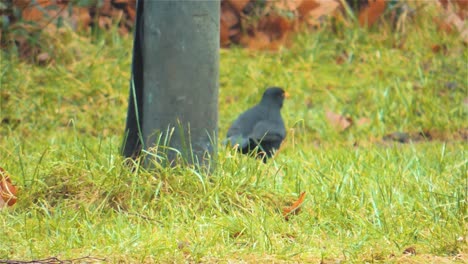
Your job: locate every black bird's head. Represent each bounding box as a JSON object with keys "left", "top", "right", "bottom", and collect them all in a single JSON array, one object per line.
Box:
[{"left": 260, "top": 87, "right": 287, "bottom": 108}]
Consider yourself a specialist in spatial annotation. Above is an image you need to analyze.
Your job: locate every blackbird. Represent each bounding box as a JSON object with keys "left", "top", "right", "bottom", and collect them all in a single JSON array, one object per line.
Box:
[{"left": 225, "top": 87, "right": 287, "bottom": 161}]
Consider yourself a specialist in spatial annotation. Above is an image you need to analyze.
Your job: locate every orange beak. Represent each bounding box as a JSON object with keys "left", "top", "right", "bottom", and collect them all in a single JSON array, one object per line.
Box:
[{"left": 284, "top": 92, "right": 290, "bottom": 99}]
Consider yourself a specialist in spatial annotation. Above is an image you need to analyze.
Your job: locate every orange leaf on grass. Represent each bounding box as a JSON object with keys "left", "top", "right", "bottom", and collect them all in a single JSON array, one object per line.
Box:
[
  {"left": 0, "top": 167, "right": 18, "bottom": 208},
  {"left": 325, "top": 110, "right": 352, "bottom": 131},
  {"left": 282, "top": 191, "right": 306, "bottom": 220}
]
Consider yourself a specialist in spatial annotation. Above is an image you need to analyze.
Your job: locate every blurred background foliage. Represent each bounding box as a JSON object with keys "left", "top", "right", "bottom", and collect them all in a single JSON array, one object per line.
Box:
[{"left": 0, "top": 0, "right": 466, "bottom": 63}]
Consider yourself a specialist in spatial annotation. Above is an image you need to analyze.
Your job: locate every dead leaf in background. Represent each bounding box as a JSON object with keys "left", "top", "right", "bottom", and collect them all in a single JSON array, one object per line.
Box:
[
  {"left": 297, "top": 0, "right": 320, "bottom": 19},
  {"left": 283, "top": 191, "right": 306, "bottom": 220},
  {"left": 439, "top": 0, "right": 468, "bottom": 18},
  {"left": 273, "top": 0, "right": 303, "bottom": 12},
  {"left": 36, "top": 52, "right": 51, "bottom": 65},
  {"left": 220, "top": 20, "right": 232, "bottom": 47},
  {"left": 326, "top": 110, "right": 352, "bottom": 131},
  {"left": 257, "top": 15, "right": 291, "bottom": 41},
  {"left": 242, "top": 14, "right": 292, "bottom": 50},
  {"left": 15, "top": 0, "right": 55, "bottom": 22},
  {"left": 436, "top": 0, "right": 468, "bottom": 43},
  {"left": 303, "top": 0, "right": 340, "bottom": 27},
  {"left": 358, "top": 0, "right": 387, "bottom": 27},
  {"left": 226, "top": 0, "right": 251, "bottom": 13},
  {"left": 431, "top": 44, "right": 448, "bottom": 54},
  {"left": 221, "top": 1, "right": 242, "bottom": 47},
  {"left": 0, "top": 167, "right": 18, "bottom": 208},
  {"left": 126, "top": 0, "right": 137, "bottom": 21},
  {"left": 98, "top": 16, "right": 112, "bottom": 30}
]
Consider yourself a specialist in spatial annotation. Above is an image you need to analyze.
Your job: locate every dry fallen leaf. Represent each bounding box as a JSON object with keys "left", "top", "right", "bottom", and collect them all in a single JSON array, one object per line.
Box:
[
  {"left": 356, "top": 117, "right": 371, "bottom": 126},
  {"left": 273, "top": 0, "right": 304, "bottom": 12},
  {"left": 282, "top": 191, "right": 306, "bottom": 220},
  {"left": 325, "top": 110, "right": 352, "bottom": 131},
  {"left": 221, "top": 1, "right": 242, "bottom": 47},
  {"left": 303, "top": 0, "right": 340, "bottom": 27},
  {"left": 241, "top": 15, "right": 292, "bottom": 51},
  {"left": 225, "top": 0, "right": 251, "bottom": 13},
  {"left": 431, "top": 44, "right": 448, "bottom": 54},
  {"left": 36, "top": 52, "right": 51, "bottom": 64},
  {"left": 0, "top": 167, "right": 18, "bottom": 208},
  {"left": 403, "top": 246, "right": 417, "bottom": 255},
  {"left": 257, "top": 14, "right": 292, "bottom": 41},
  {"left": 297, "top": 0, "right": 321, "bottom": 19},
  {"left": 436, "top": 0, "right": 468, "bottom": 43},
  {"left": 358, "top": 0, "right": 387, "bottom": 27}
]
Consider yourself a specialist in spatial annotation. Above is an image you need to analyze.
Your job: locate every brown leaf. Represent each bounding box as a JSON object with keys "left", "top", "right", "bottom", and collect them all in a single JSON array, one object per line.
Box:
[
  {"left": 220, "top": 1, "right": 242, "bottom": 46},
  {"left": 303, "top": 0, "right": 340, "bottom": 27},
  {"left": 221, "top": 2, "right": 240, "bottom": 29},
  {"left": 240, "top": 31, "right": 271, "bottom": 50},
  {"left": 241, "top": 14, "right": 292, "bottom": 51},
  {"left": 325, "top": 110, "right": 352, "bottom": 131},
  {"left": 98, "top": 0, "right": 113, "bottom": 17},
  {"left": 125, "top": 0, "right": 137, "bottom": 21},
  {"left": 16, "top": 0, "right": 51, "bottom": 22},
  {"left": 220, "top": 20, "right": 232, "bottom": 47},
  {"left": 98, "top": 16, "right": 112, "bottom": 29},
  {"left": 0, "top": 167, "right": 18, "bottom": 208},
  {"left": 282, "top": 191, "right": 306, "bottom": 220},
  {"left": 73, "top": 7, "right": 92, "bottom": 31},
  {"left": 225, "top": 0, "right": 251, "bottom": 13},
  {"left": 257, "top": 15, "right": 291, "bottom": 41},
  {"left": 36, "top": 52, "right": 51, "bottom": 64},
  {"left": 436, "top": 0, "right": 468, "bottom": 43},
  {"left": 431, "top": 44, "right": 448, "bottom": 54},
  {"left": 298, "top": 0, "right": 320, "bottom": 19},
  {"left": 403, "top": 246, "right": 416, "bottom": 255},
  {"left": 273, "top": 0, "right": 303, "bottom": 12},
  {"left": 358, "top": 0, "right": 387, "bottom": 27},
  {"left": 441, "top": 0, "right": 468, "bottom": 20}
]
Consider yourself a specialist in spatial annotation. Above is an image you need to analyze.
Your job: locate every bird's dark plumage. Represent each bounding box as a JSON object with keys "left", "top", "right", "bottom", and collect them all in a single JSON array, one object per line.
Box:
[{"left": 225, "top": 87, "right": 287, "bottom": 161}]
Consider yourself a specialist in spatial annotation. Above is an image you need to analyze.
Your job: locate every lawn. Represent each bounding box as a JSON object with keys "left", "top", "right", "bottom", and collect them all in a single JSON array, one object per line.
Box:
[{"left": 0, "top": 5, "right": 467, "bottom": 263}]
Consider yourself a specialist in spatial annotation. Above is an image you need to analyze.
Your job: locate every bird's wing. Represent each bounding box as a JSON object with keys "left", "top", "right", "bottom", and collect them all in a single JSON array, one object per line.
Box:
[
  {"left": 225, "top": 107, "right": 261, "bottom": 147},
  {"left": 223, "top": 135, "right": 250, "bottom": 149},
  {"left": 249, "top": 120, "right": 285, "bottom": 143}
]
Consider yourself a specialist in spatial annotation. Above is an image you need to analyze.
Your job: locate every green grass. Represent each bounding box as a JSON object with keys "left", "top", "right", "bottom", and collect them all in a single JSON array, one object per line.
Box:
[{"left": 1, "top": 6, "right": 467, "bottom": 263}]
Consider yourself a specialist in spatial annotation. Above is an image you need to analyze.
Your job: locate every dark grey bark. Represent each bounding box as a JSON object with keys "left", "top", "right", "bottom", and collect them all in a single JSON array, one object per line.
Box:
[
  {"left": 122, "top": 0, "right": 144, "bottom": 159},
  {"left": 122, "top": 0, "right": 219, "bottom": 169}
]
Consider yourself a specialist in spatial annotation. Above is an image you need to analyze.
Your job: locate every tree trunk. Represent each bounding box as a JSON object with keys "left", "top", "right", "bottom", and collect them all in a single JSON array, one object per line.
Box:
[{"left": 122, "top": 0, "right": 219, "bottom": 170}]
